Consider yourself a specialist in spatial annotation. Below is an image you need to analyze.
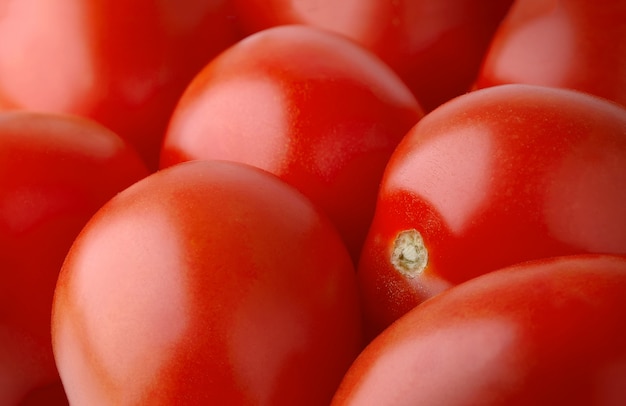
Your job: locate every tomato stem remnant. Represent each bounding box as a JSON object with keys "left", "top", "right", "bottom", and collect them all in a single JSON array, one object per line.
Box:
[{"left": 391, "top": 229, "right": 428, "bottom": 278}]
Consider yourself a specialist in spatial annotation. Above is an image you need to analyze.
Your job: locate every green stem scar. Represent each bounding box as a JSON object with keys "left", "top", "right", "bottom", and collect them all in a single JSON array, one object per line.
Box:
[{"left": 391, "top": 229, "right": 428, "bottom": 278}]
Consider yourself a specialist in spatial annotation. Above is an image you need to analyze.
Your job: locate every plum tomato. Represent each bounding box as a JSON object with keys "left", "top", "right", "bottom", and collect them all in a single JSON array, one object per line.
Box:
[
  {"left": 0, "top": 0, "right": 240, "bottom": 169},
  {"left": 358, "top": 84, "right": 626, "bottom": 338},
  {"left": 0, "top": 111, "right": 149, "bottom": 405},
  {"left": 160, "top": 25, "right": 423, "bottom": 264},
  {"left": 51, "top": 160, "right": 364, "bottom": 405},
  {"left": 333, "top": 255, "right": 626, "bottom": 406},
  {"left": 231, "top": 0, "right": 514, "bottom": 111},
  {"left": 475, "top": 0, "right": 626, "bottom": 108}
]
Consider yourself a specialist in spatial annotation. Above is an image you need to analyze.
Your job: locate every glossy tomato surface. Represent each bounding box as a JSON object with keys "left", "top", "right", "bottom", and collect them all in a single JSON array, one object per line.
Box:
[
  {"left": 335, "top": 255, "right": 626, "bottom": 405},
  {"left": 231, "top": 0, "right": 514, "bottom": 111},
  {"left": 475, "top": 0, "right": 626, "bottom": 107},
  {"left": 358, "top": 84, "right": 626, "bottom": 338},
  {"left": 160, "top": 25, "right": 423, "bottom": 264},
  {"left": 0, "top": 111, "right": 149, "bottom": 405},
  {"left": 0, "top": 0, "right": 239, "bottom": 168},
  {"left": 52, "top": 160, "right": 364, "bottom": 405}
]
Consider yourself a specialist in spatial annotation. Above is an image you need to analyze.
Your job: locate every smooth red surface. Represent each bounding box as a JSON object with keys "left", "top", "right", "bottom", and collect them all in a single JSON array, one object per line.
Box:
[
  {"left": 231, "top": 0, "right": 514, "bottom": 111},
  {"left": 17, "top": 381, "right": 68, "bottom": 406},
  {"left": 335, "top": 255, "right": 626, "bottom": 405},
  {"left": 358, "top": 84, "right": 626, "bottom": 338},
  {"left": 0, "top": 111, "right": 148, "bottom": 405},
  {"left": 475, "top": 0, "right": 626, "bottom": 107},
  {"left": 52, "top": 160, "right": 364, "bottom": 405},
  {"left": 0, "top": 0, "right": 239, "bottom": 169},
  {"left": 160, "top": 25, "right": 423, "bottom": 264}
]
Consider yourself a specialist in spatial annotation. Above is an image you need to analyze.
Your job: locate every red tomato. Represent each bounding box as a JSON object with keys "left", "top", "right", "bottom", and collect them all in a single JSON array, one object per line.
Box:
[
  {"left": 333, "top": 255, "right": 626, "bottom": 406},
  {"left": 475, "top": 0, "right": 626, "bottom": 108},
  {"left": 0, "top": 111, "right": 148, "bottom": 405},
  {"left": 231, "top": 0, "right": 514, "bottom": 111},
  {"left": 16, "top": 382, "right": 68, "bottom": 406},
  {"left": 52, "top": 160, "right": 364, "bottom": 405},
  {"left": 358, "top": 84, "right": 626, "bottom": 338},
  {"left": 0, "top": 0, "right": 240, "bottom": 169},
  {"left": 160, "top": 25, "right": 423, "bottom": 264}
]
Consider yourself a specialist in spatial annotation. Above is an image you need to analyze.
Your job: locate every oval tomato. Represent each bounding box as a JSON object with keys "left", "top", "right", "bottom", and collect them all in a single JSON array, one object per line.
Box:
[
  {"left": 358, "top": 84, "right": 626, "bottom": 338},
  {"left": 0, "top": 111, "right": 149, "bottom": 405},
  {"left": 160, "top": 25, "right": 423, "bottom": 264},
  {"left": 52, "top": 160, "right": 363, "bottom": 405},
  {"left": 0, "top": 0, "right": 239, "bottom": 169},
  {"left": 474, "top": 0, "right": 626, "bottom": 107},
  {"left": 334, "top": 255, "right": 626, "bottom": 406},
  {"left": 231, "top": 0, "right": 514, "bottom": 111}
]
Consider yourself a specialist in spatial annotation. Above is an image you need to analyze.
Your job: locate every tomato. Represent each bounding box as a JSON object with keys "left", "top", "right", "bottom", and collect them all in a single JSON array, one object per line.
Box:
[
  {"left": 51, "top": 160, "right": 364, "bottom": 405},
  {"left": 358, "top": 84, "right": 626, "bottom": 338},
  {"left": 474, "top": 0, "right": 626, "bottom": 108},
  {"left": 16, "top": 382, "right": 68, "bottom": 406},
  {"left": 0, "top": 111, "right": 149, "bottom": 405},
  {"left": 334, "top": 254, "right": 626, "bottom": 405},
  {"left": 230, "top": 0, "right": 514, "bottom": 111},
  {"left": 160, "top": 25, "right": 423, "bottom": 264},
  {"left": 0, "top": 0, "right": 240, "bottom": 169}
]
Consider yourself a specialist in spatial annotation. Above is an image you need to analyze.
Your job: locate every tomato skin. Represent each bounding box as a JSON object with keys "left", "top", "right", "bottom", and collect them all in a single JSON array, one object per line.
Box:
[
  {"left": 0, "top": 0, "right": 239, "bottom": 169},
  {"left": 16, "top": 382, "right": 68, "bottom": 406},
  {"left": 52, "top": 160, "right": 363, "bottom": 405},
  {"left": 0, "top": 112, "right": 149, "bottom": 405},
  {"left": 231, "top": 0, "right": 514, "bottom": 111},
  {"left": 358, "top": 84, "right": 626, "bottom": 338},
  {"left": 334, "top": 255, "right": 626, "bottom": 406},
  {"left": 475, "top": 0, "right": 626, "bottom": 108},
  {"left": 160, "top": 25, "right": 423, "bottom": 264}
]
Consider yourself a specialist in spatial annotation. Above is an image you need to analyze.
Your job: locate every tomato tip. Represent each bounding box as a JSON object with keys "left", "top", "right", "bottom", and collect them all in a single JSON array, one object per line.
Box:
[{"left": 391, "top": 229, "right": 428, "bottom": 278}]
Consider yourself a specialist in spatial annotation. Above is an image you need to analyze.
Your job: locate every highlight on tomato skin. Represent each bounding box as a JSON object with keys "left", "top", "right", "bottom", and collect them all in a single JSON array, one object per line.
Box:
[
  {"left": 0, "top": 111, "right": 149, "bottom": 405},
  {"left": 51, "top": 159, "right": 364, "bottom": 405},
  {"left": 160, "top": 24, "right": 424, "bottom": 265},
  {"left": 474, "top": 0, "right": 626, "bottom": 108},
  {"left": 334, "top": 254, "right": 626, "bottom": 406},
  {"left": 357, "top": 83, "right": 626, "bottom": 339}
]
